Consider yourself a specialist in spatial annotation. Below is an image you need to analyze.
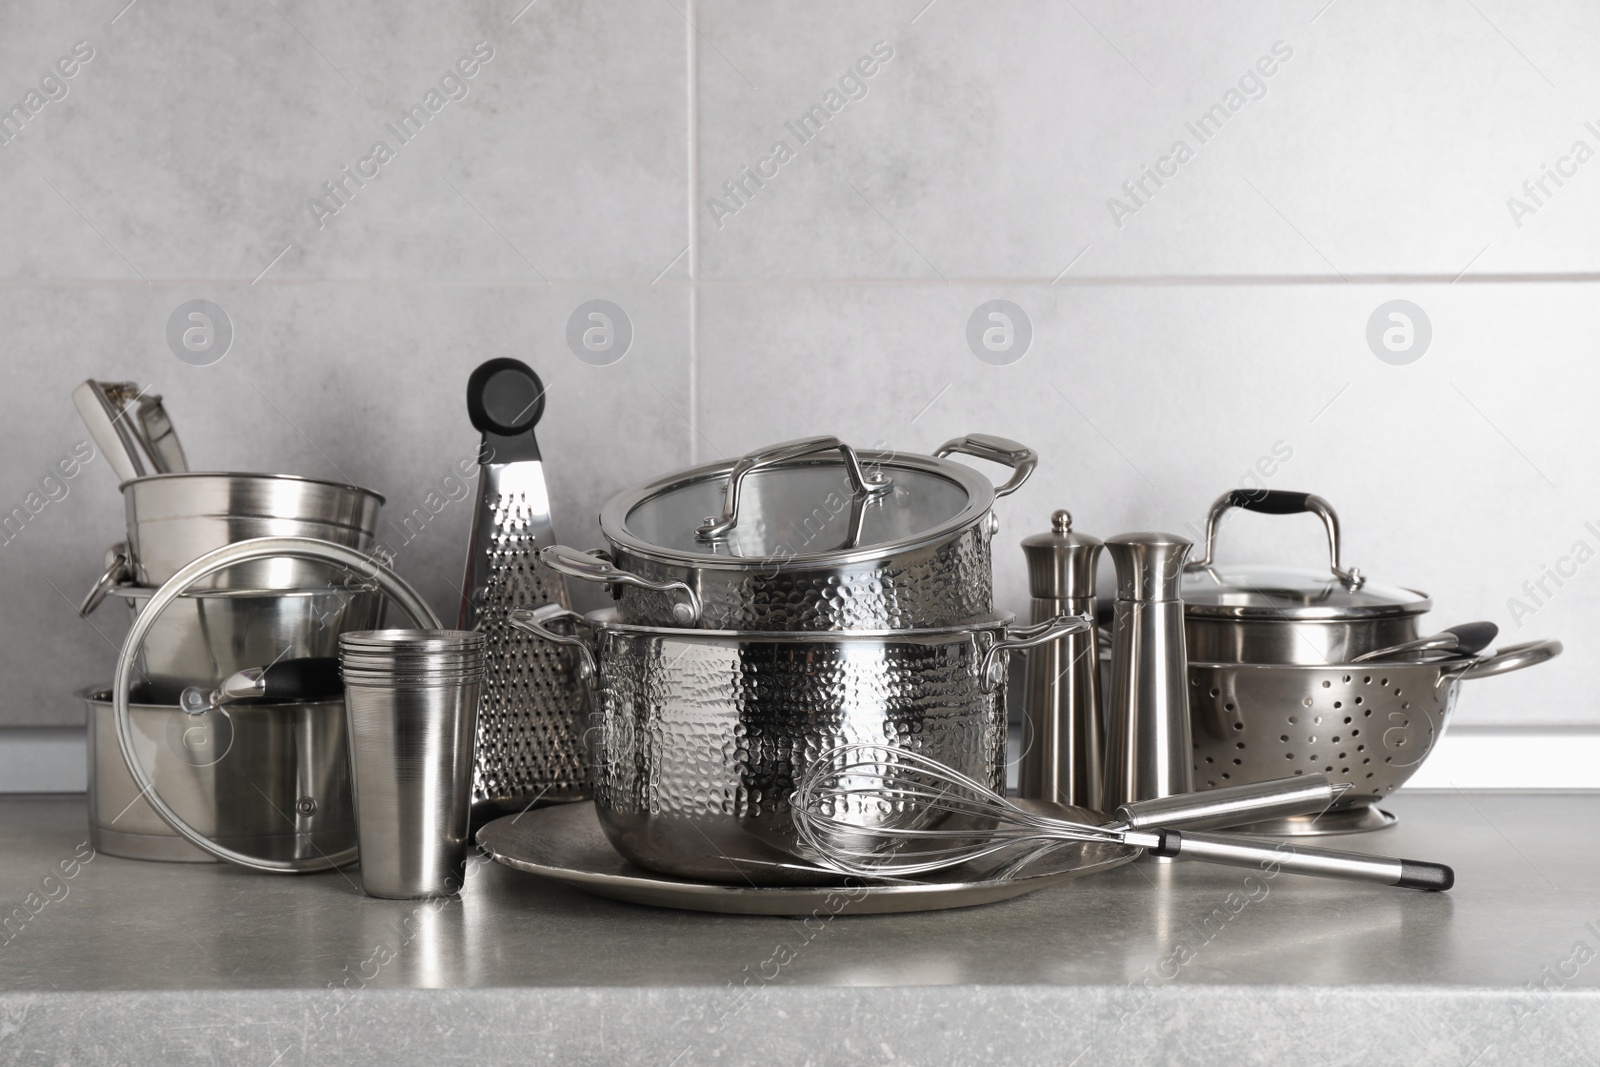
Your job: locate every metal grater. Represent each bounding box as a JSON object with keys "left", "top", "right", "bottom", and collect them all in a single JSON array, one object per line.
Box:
[{"left": 459, "top": 359, "right": 590, "bottom": 825}]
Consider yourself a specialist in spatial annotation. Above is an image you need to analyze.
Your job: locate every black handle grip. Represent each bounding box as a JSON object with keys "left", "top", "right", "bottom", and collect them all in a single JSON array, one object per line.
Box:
[
  {"left": 1446, "top": 621, "right": 1499, "bottom": 657},
  {"left": 1397, "top": 860, "right": 1455, "bottom": 892},
  {"left": 1225, "top": 490, "right": 1314, "bottom": 515},
  {"left": 260, "top": 658, "right": 343, "bottom": 702},
  {"left": 467, "top": 358, "right": 547, "bottom": 437}
]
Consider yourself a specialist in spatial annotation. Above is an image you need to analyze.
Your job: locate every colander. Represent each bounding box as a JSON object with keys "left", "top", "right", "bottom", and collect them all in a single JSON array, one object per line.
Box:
[{"left": 1189, "top": 639, "right": 1561, "bottom": 834}]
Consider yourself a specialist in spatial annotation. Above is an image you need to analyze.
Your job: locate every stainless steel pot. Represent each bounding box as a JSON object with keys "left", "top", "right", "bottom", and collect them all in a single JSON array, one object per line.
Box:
[
  {"left": 94, "top": 583, "right": 383, "bottom": 701},
  {"left": 1189, "top": 639, "right": 1562, "bottom": 833},
  {"left": 511, "top": 607, "right": 1087, "bottom": 883},
  {"left": 120, "top": 472, "right": 385, "bottom": 590},
  {"left": 543, "top": 434, "right": 1037, "bottom": 631},
  {"left": 84, "top": 687, "right": 354, "bottom": 864},
  {"left": 1181, "top": 491, "right": 1430, "bottom": 664}
]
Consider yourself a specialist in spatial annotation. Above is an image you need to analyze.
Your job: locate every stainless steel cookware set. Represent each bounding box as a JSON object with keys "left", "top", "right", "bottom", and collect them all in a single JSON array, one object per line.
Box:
[{"left": 65, "top": 370, "right": 1559, "bottom": 914}]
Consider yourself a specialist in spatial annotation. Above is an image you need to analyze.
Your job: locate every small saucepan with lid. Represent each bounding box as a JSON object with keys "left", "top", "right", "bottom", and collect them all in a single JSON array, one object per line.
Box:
[
  {"left": 543, "top": 433, "right": 1038, "bottom": 631},
  {"left": 1180, "top": 490, "right": 1431, "bottom": 665}
]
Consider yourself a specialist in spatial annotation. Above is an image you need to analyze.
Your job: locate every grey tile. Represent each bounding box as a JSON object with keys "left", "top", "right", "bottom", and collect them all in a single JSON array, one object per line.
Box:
[
  {"left": 0, "top": 0, "right": 688, "bottom": 282},
  {"left": 0, "top": 281, "right": 689, "bottom": 726},
  {"left": 696, "top": 281, "right": 1595, "bottom": 723},
  {"left": 694, "top": 0, "right": 1600, "bottom": 280}
]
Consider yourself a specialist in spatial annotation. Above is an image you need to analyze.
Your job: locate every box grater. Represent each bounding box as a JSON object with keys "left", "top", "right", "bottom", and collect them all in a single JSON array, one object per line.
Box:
[{"left": 458, "top": 359, "right": 590, "bottom": 824}]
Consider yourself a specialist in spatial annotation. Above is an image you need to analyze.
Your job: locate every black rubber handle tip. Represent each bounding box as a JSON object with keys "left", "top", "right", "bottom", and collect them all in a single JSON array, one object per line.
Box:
[
  {"left": 467, "top": 358, "right": 546, "bottom": 437},
  {"left": 262, "top": 657, "right": 344, "bottom": 702},
  {"left": 1226, "top": 489, "right": 1314, "bottom": 515},
  {"left": 1149, "top": 829, "right": 1182, "bottom": 858},
  {"left": 1397, "top": 860, "right": 1455, "bottom": 892}
]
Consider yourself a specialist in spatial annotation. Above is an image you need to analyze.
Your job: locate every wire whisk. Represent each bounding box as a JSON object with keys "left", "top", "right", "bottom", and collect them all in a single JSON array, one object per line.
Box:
[{"left": 791, "top": 744, "right": 1456, "bottom": 891}]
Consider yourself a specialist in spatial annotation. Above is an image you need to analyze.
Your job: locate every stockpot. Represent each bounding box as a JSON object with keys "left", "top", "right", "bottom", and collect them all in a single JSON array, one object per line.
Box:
[
  {"left": 541, "top": 433, "right": 1037, "bottom": 631},
  {"left": 510, "top": 606, "right": 1088, "bottom": 883},
  {"left": 1181, "top": 491, "right": 1430, "bottom": 665},
  {"left": 116, "top": 472, "right": 385, "bottom": 591}
]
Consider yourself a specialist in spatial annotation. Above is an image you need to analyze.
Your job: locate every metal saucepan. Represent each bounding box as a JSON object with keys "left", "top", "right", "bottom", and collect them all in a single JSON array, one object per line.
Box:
[
  {"left": 1181, "top": 490, "right": 1433, "bottom": 664},
  {"left": 1189, "top": 639, "right": 1562, "bottom": 833},
  {"left": 541, "top": 433, "right": 1037, "bottom": 631},
  {"left": 118, "top": 472, "right": 385, "bottom": 591},
  {"left": 510, "top": 606, "right": 1086, "bottom": 883}
]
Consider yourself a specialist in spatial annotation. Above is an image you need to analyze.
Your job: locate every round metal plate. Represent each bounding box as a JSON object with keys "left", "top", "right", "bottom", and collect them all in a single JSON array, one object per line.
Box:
[{"left": 477, "top": 802, "right": 1136, "bottom": 916}]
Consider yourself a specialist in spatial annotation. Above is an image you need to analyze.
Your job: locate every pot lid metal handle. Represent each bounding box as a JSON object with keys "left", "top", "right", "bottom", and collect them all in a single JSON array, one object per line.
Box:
[
  {"left": 1186, "top": 489, "right": 1365, "bottom": 589},
  {"left": 694, "top": 436, "right": 892, "bottom": 542},
  {"left": 934, "top": 434, "right": 1038, "bottom": 499}
]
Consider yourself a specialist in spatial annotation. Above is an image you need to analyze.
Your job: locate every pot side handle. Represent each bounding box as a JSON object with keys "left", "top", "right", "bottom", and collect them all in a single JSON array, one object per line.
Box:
[
  {"left": 508, "top": 605, "right": 598, "bottom": 682},
  {"left": 979, "top": 612, "right": 1091, "bottom": 692},
  {"left": 1457, "top": 639, "right": 1562, "bottom": 681},
  {"left": 934, "top": 434, "right": 1038, "bottom": 499},
  {"left": 539, "top": 545, "right": 702, "bottom": 625}
]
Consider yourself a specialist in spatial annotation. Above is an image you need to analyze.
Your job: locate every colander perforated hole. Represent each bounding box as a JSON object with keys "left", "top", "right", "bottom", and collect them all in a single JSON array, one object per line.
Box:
[
  {"left": 1354, "top": 698, "right": 1363, "bottom": 706},
  {"left": 1293, "top": 769, "right": 1303, "bottom": 775},
  {"left": 1364, "top": 709, "right": 1373, "bottom": 718},
  {"left": 1314, "top": 716, "right": 1323, "bottom": 725},
  {"left": 1232, "top": 722, "right": 1244, "bottom": 731},
  {"left": 1344, "top": 716, "right": 1353, "bottom": 724},
  {"left": 1380, "top": 678, "right": 1388, "bottom": 686},
  {"left": 1394, "top": 688, "right": 1403, "bottom": 696},
  {"left": 1363, "top": 676, "right": 1372, "bottom": 684},
  {"left": 1288, "top": 716, "right": 1298, "bottom": 725},
  {"left": 1385, "top": 756, "right": 1394, "bottom": 763},
  {"left": 1324, "top": 765, "right": 1333, "bottom": 772},
  {"left": 1342, "top": 675, "right": 1351, "bottom": 683},
  {"left": 1236, "top": 742, "right": 1246, "bottom": 750},
  {"left": 1367, "top": 772, "right": 1374, "bottom": 778},
  {"left": 1363, "top": 757, "right": 1371, "bottom": 764},
  {"left": 1341, "top": 767, "right": 1350, "bottom": 774},
  {"left": 1285, "top": 753, "right": 1295, "bottom": 760},
  {"left": 1205, "top": 757, "right": 1214, "bottom": 764},
  {"left": 1225, "top": 703, "right": 1236, "bottom": 712},
  {"left": 1321, "top": 681, "right": 1331, "bottom": 689},
  {"left": 1280, "top": 735, "right": 1289, "bottom": 742},
  {"left": 1352, "top": 729, "right": 1360, "bottom": 737},
  {"left": 1210, "top": 688, "right": 1220, "bottom": 698},
  {"left": 1221, "top": 772, "right": 1231, "bottom": 780},
  {"left": 1302, "top": 697, "right": 1313, "bottom": 708},
  {"left": 1333, "top": 701, "right": 1342, "bottom": 710},
  {"left": 1333, "top": 736, "right": 1341, "bottom": 743},
  {"left": 1207, "top": 779, "right": 1217, "bottom": 787}
]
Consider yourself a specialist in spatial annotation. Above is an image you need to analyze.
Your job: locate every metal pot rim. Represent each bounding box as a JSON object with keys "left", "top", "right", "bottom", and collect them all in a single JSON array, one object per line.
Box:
[
  {"left": 1183, "top": 595, "right": 1432, "bottom": 621},
  {"left": 578, "top": 607, "right": 1016, "bottom": 640},
  {"left": 119, "top": 470, "right": 387, "bottom": 506},
  {"left": 598, "top": 450, "right": 997, "bottom": 571},
  {"left": 111, "top": 583, "right": 375, "bottom": 601}
]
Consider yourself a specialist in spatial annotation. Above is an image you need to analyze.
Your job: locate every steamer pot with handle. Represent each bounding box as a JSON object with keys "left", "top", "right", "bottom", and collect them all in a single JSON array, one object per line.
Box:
[
  {"left": 509, "top": 606, "right": 1086, "bottom": 883},
  {"left": 1180, "top": 490, "right": 1431, "bottom": 665},
  {"left": 542, "top": 434, "right": 1037, "bottom": 631}
]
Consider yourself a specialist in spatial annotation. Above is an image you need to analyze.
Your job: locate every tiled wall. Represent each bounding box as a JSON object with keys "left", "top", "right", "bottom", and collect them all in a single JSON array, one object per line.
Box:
[{"left": 1, "top": 0, "right": 1593, "bottom": 731}]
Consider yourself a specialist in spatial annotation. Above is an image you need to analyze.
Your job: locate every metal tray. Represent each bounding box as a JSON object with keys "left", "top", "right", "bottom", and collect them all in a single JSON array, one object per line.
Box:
[{"left": 476, "top": 801, "right": 1136, "bottom": 916}]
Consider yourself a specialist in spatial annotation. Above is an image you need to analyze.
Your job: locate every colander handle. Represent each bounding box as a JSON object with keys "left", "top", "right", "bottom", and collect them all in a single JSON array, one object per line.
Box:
[
  {"left": 1456, "top": 639, "right": 1562, "bottom": 680},
  {"left": 1186, "top": 489, "right": 1365, "bottom": 588}
]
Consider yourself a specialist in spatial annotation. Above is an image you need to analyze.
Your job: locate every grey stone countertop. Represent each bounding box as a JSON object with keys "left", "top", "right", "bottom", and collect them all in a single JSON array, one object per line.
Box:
[{"left": 2, "top": 792, "right": 1598, "bottom": 1066}]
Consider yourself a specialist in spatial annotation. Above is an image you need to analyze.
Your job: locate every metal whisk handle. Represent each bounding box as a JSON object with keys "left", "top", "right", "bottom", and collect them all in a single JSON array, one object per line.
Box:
[{"left": 1149, "top": 830, "right": 1455, "bottom": 891}]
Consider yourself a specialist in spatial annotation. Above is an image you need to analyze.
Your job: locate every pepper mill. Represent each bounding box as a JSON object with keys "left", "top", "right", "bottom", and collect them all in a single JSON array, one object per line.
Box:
[
  {"left": 1101, "top": 532, "right": 1194, "bottom": 809},
  {"left": 1018, "top": 510, "right": 1103, "bottom": 808}
]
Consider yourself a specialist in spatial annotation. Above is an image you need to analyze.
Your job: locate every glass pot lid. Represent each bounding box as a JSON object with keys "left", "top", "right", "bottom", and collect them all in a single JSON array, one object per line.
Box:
[
  {"left": 600, "top": 436, "right": 1027, "bottom": 567},
  {"left": 1181, "top": 564, "right": 1430, "bottom": 620}
]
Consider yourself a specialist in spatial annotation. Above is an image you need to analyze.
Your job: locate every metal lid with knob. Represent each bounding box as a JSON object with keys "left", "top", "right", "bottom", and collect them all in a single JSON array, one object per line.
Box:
[{"left": 1020, "top": 509, "right": 1103, "bottom": 602}]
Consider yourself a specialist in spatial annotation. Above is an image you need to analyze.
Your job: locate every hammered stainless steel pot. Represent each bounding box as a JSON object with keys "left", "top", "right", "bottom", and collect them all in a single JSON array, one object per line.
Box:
[
  {"left": 1189, "top": 639, "right": 1562, "bottom": 834},
  {"left": 1181, "top": 491, "right": 1431, "bottom": 664},
  {"left": 120, "top": 472, "right": 385, "bottom": 590},
  {"left": 510, "top": 606, "right": 1088, "bottom": 883},
  {"left": 541, "top": 434, "right": 1037, "bottom": 631}
]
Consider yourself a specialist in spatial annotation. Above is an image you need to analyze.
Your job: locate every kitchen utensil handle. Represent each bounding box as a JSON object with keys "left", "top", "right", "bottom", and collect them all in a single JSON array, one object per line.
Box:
[
  {"left": 538, "top": 545, "right": 702, "bottom": 625},
  {"left": 72, "top": 379, "right": 149, "bottom": 483},
  {"left": 77, "top": 547, "right": 130, "bottom": 617},
  {"left": 507, "top": 604, "right": 598, "bottom": 681},
  {"left": 1186, "top": 489, "right": 1363, "bottom": 587},
  {"left": 1114, "top": 774, "right": 1337, "bottom": 832},
  {"left": 1149, "top": 830, "right": 1454, "bottom": 891},
  {"left": 934, "top": 434, "right": 1038, "bottom": 498},
  {"left": 467, "top": 358, "right": 546, "bottom": 436},
  {"left": 695, "top": 436, "right": 892, "bottom": 541},
  {"left": 1457, "top": 639, "right": 1562, "bottom": 680},
  {"left": 217, "top": 657, "right": 344, "bottom": 703},
  {"left": 979, "top": 612, "right": 1091, "bottom": 692}
]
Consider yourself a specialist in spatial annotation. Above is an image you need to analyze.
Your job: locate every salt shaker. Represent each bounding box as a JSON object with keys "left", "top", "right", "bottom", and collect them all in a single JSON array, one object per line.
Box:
[
  {"left": 1101, "top": 532, "right": 1194, "bottom": 808},
  {"left": 1018, "top": 510, "right": 1104, "bottom": 808}
]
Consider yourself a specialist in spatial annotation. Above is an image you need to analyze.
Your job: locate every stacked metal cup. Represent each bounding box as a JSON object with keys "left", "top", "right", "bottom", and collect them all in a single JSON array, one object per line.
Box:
[{"left": 338, "top": 630, "right": 486, "bottom": 899}]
